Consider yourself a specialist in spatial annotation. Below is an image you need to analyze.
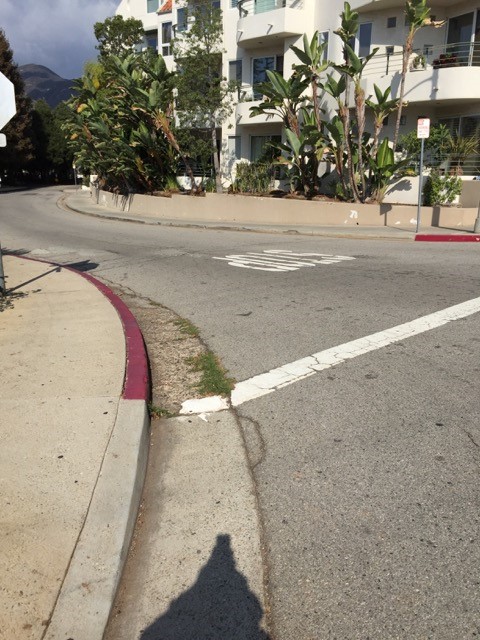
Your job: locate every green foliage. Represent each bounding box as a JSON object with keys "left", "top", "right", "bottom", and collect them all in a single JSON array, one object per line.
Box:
[
  {"left": 0, "top": 29, "right": 34, "bottom": 181},
  {"left": 64, "top": 52, "right": 179, "bottom": 193},
  {"left": 94, "top": 15, "right": 144, "bottom": 60},
  {"left": 423, "top": 170, "right": 462, "bottom": 205},
  {"left": 173, "top": 0, "right": 237, "bottom": 191},
  {"left": 232, "top": 161, "right": 275, "bottom": 194},
  {"left": 187, "top": 351, "right": 235, "bottom": 397},
  {"left": 29, "top": 100, "right": 73, "bottom": 181},
  {"left": 397, "top": 123, "right": 450, "bottom": 159}
]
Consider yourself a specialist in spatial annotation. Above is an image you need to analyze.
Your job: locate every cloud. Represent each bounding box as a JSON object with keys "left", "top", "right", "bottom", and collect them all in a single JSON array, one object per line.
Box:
[{"left": 0, "top": 0, "right": 120, "bottom": 78}]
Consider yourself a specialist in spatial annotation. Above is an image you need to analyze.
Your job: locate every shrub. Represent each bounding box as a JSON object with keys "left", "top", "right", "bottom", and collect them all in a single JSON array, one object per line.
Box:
[
  {"left": 423, "top": 170, "right": 462, "bottom": 206},
  {"left": 232, "top": 161, "right": 275, "bottom": 194}
]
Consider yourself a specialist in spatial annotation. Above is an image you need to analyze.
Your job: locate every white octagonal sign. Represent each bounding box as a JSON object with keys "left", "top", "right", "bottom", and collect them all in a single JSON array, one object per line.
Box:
[{"left": 0, "top": 71, "right": 16, "bottom": 130}]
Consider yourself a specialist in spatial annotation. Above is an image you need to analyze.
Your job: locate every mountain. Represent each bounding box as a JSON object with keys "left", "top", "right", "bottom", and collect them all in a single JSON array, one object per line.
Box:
[{"left": 19, "top": 64, "right": 77, "bottom": 108}]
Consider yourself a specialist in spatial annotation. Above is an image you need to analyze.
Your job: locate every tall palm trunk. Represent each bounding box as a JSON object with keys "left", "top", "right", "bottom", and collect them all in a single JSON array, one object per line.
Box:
[{"left": 393, "top": 30, "right": 414, "bottom": 151}]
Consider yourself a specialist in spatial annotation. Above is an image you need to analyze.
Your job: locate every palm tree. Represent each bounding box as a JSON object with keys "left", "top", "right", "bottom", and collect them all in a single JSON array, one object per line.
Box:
[{"left": 392, "top": 0, "right": 430, "bottom": 151}]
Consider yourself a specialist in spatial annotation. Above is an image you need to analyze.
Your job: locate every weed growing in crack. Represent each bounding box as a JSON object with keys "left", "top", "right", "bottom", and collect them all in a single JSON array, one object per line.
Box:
[{"left": 187, "top": 351, "right": 235, "bottom": 396}]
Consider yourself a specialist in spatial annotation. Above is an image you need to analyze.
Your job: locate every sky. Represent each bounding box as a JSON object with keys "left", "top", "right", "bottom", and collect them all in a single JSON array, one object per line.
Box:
[{"left": 0, "top": 0, "right": 120, "bottom": 79}]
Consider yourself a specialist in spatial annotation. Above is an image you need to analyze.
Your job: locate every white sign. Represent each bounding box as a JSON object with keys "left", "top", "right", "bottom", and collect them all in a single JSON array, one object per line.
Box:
[
  {"left": 417, "top": 117, "right": 430, "bottom": 139},
  {"left": 0, "top": 133, "right": 6, "bottom": 147},
  {"left": 213, "top": 250, "right": 356, "bottom": 272},
  {"left": 0, "top": 72, "right": 16, "bottom": 130}
]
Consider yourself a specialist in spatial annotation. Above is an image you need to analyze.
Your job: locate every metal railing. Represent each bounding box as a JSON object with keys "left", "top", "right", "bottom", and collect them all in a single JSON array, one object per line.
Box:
[
  {"left": 404, "top": 153, "right": 480, "bottom": 177},
  {"left": 237, "top": 0, "right": 303, "bottom": 17},
  {"left": 362, "top": 41, "right": 480, "bottom": 77}
]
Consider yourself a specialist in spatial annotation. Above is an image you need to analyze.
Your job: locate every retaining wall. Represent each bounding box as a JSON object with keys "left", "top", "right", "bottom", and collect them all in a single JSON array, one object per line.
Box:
[{"left": 95, "top": 189, "right": 477, "bottom": 229}]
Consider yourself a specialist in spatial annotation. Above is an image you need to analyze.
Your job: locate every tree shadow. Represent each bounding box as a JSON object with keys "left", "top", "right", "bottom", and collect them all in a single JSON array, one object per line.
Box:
[{"left": 140, "top": 534, "right": 270, "bottom": 640}]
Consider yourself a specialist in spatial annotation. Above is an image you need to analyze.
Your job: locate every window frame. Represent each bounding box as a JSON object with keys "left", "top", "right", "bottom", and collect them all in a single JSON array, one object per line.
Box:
[
  {"left": 147, "top": 0, "right": 159, "bottom": 14},
  {"left": 161, "top": 21, "right": 172, "bottom": 56}
]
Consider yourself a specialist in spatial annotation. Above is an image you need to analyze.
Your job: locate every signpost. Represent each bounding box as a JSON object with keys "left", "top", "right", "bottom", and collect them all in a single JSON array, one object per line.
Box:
[
  {"left": 0, "top": 71, "right": 17, "bottom": 295},
  {"left": 416, "top": 116, "right": 430, "bottom": 233}
]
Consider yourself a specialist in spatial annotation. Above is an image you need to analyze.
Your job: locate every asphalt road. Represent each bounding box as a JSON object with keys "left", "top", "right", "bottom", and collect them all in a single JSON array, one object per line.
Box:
[{"left": 2, "top": 186, "right": 479, "bottom": 639}]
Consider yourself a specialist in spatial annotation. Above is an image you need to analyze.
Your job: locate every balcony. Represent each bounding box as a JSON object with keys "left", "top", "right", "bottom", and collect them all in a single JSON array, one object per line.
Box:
[
  {"left": 237, "top": 0, "right": 305, "bottom": 48},
  {"left": 235, "top": 86, "right": 283, "bottom": 126},
  {"left": 361, "top": 41, "right": 480, "bottom": 105},
  {"left": 351, "top": 0, "right": 458, "bottom": 12}
]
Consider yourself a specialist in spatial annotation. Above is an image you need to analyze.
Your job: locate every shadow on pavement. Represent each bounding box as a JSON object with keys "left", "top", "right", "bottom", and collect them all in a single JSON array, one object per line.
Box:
[
  {"left": 140, "top": 534, "right": 270, "bottom": 640},
  {"left": 65, "top": 259, "right": 99, "bottom": 273},
  {"left": 3, "top": 252, "right": 98, "bottom": 294},
  {"left": 6, "top": 265, "right": 61, "bottom": 293}
]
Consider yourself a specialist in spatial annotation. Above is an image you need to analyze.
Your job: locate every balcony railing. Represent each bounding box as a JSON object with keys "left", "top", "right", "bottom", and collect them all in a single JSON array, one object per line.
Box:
[
  {"left": 405, "top": 153, "right": 480, "bottom": 177},
  {"left": 237, "top": 0, "right": 303, "bottom": 17},
  {"left": 362, "top": 41, "right": 480, "bottom": 77}
]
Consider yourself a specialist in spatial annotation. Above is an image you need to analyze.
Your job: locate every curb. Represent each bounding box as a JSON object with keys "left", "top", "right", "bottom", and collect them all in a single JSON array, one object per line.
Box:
[
  {"left": 9, "top": 255, "right": 150, "bottom": 640},
  {"left": 61, "top": 192, "right": 416, "bottom": 241},
  {"left": 415, "top": 233, "right": 480, "bottom": 242}
]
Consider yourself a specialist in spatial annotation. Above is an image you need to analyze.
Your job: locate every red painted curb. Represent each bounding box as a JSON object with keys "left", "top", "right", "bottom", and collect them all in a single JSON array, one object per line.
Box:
[
  {"left": 415, "top": 234, "right": 480, "bottom": 242},
  {"left": 8, "top": 255, "right": 149, "bottom": 401}
]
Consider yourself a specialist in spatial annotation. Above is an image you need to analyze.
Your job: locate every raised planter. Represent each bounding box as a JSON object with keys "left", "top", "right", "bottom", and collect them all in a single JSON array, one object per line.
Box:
[{"left": 94, "top": 189, "right": 477, "bottom": 229}]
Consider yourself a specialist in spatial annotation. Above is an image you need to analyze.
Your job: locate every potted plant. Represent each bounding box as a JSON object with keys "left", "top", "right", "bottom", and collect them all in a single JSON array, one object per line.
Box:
[
  {"left": 432, "top": 53, "right": 458, "bottom": 68},
  {"left": 411, "top": 53, "right": 426, "bottom": 70}
]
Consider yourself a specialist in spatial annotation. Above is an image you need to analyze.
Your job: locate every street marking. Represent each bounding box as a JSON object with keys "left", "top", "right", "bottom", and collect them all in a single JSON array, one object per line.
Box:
[
  {"left": 213, "top": 250, "right": 355, "bottom": 272},
  {"left": 180, "top": 296, "right": 480, "bottom": 414}
]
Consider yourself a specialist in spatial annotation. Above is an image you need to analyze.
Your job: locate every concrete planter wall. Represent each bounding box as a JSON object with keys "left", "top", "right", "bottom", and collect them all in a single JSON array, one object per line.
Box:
[{"left": 95, "top": 189, "right": 477, "bottom": 229}]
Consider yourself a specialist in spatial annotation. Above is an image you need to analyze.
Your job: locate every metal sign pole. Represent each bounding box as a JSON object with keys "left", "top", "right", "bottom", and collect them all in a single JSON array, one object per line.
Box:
[
  {"left": 416, "top": 116, "right": 430, "bottom": 234},
  {"left": 416, "top": 136, "right": 425, "bottom": 234}
]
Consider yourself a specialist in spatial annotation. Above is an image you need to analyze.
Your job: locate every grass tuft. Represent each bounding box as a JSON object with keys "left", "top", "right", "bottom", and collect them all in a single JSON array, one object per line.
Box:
[
  {"left": 148, "top": 403, "right": 176, "bottom": 419},
  {"left": 187, "top": 351, "right": 235, "bottom": 396},
  {"left": 173, "top": 318, "right": 200, "bottom": 337}
]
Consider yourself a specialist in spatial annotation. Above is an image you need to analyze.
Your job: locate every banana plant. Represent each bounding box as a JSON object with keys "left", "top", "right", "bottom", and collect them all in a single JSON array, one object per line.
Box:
[
  {"left": 367, "top": 137, "right": 408, "bottom": 201},
  {"left": 291, "top": 32, "right": 329, "bottom": 131},
  {"left": 250, "top": 70, "right": 309, "bottom": 136},
  {"left": 365, "top": 85, "right": 400, "bottom": 157}
]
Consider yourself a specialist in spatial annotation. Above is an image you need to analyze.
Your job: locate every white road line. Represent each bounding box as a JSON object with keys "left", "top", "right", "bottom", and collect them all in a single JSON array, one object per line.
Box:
[{"left": 180, "top": 296, "right": 480, "bottom": 415}]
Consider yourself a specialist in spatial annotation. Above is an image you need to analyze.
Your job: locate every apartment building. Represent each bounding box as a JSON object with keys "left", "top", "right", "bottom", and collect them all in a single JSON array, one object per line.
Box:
[{"left": 116, "top": 0, "right": 480, "bottom": 179}]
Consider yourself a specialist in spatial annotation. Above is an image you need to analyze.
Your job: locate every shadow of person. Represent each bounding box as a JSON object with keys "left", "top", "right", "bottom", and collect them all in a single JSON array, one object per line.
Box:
[{"left": 140, "top": 534, "right": 270, "bottom": 640}]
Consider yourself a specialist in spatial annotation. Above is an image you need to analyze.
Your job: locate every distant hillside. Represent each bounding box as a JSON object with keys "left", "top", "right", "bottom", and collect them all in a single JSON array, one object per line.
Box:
[{"left": 19, "top": 64, "right": 77, "bottom": 108}]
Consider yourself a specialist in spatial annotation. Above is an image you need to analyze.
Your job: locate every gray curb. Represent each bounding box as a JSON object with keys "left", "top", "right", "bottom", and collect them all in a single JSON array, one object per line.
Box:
[{"left": 45, "top": 399, "right": 149, "bottom": 640}]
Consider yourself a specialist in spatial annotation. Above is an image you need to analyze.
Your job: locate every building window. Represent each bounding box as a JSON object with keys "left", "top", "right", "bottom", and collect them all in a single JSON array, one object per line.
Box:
[
  {"left": 145, "top": 30, "right": 158, "bottom": 51},
  {"left": 400, "top": 115, "right": 407, "bottom": 126},
  {"left": 387, "top": 16, "right": 397, "bottom": 28},
  {"left": 229, "top": 60, "right": 242, "bottom": 82},
  {"left": 252, "top": 56, "right": 283, "bottom": 99},
  {"left": 228, "top": 136, "right": 241, "bottom": 161},
  {"left": 229, "top": 59, "right": 242, "bottom": 96},
  {"left": 231, "top": 0, "right": 238, "bottom": 6},
  {"left": 318, "top": 31, "right": 329, "bottom": 63},
  {"left": 358, "top": 23, "right": 372, "bottom": 58},
  {"left": 251, "top": 135, "right": 281, "bottom": 162},
  {"left": 147, "top": 0, "right": 159, "bottom": 13},
  {"left": 176, "top": 8, "right": 187, "bottom": 31},
  {"left": 161, "top": 22, "right": 172, "bottom": 56}
]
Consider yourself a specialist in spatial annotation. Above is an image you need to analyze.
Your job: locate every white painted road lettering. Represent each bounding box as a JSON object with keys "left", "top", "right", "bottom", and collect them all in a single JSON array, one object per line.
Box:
[
  {"left": 180, "top": 295, "right": 480, "bottom": 414},
  {"left": 213, "top": 250, "right": 355, "bottom": 272}
]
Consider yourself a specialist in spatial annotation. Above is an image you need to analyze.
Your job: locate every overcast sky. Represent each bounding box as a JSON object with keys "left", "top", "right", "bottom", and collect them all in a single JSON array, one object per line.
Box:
[{"left": 0, "top": 0, "right": 120, "bottom": 79}]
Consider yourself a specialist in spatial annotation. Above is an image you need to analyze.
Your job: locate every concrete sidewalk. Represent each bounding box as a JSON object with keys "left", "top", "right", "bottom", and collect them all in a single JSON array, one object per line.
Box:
[
  {"left": 0, "top": 255, "right": 149, "bottom": 640},
  {"left": 63, "top": 187, "right": 479, "bottom": 240}
]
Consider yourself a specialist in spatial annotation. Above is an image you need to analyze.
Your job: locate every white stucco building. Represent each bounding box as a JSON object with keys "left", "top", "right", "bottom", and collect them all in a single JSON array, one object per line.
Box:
[{"left": 116, "top": 0, "right": 480, "bottom": 180}]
